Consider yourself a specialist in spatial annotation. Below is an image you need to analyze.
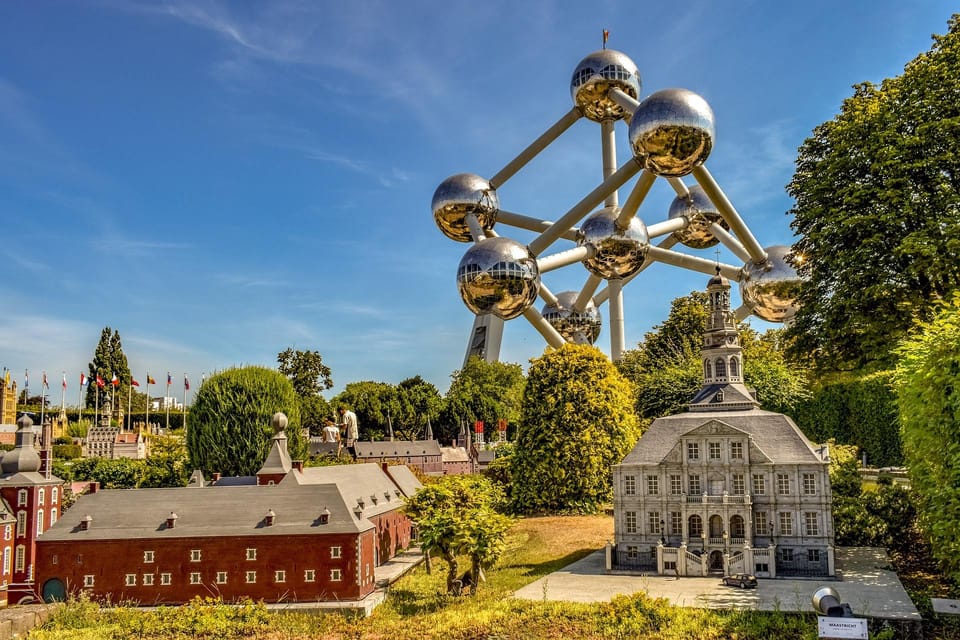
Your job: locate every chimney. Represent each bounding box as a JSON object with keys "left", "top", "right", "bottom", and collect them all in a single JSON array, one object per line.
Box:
[
  {"left": 293, "top": 460, "right": 304, "bottom": 473},
  {"left": 79, "top": 514, "right": 92, "bottom": 531},
  {"left": 212, "top": 472, "right": 221, "bottom": 482},
  {"left": 166, "top": 512, "right": 178, "bottom": 529},
  {"left": 265, "top": 509, "right": 276, "bottom": 526},
  {"left": 88, "top": 482, "right": 99, "bottom": 494}
]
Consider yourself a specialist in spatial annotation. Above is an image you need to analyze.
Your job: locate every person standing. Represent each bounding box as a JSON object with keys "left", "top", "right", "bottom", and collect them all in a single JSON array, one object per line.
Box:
[
  {"left": 322, "top": 418, "right": 341, "bottom": 443},
  {"left": 338, "top": 405, "right": 358, "bottom": 446}
]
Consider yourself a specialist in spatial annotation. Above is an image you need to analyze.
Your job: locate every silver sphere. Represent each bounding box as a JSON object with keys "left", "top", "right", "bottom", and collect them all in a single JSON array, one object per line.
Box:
[
  {"left": 457, "top": 237, "right": 540, "bottom": 320},
  {"left": 432, "top": 173, "right": 499, "bottom": 243},
  {"left": 570, "top": 49, "right": 641, "bottom": 123},
  {"left": 542, "top": 291, "right": 602, "bottom": 344},
  {"left": 628, "top": 88, "right": 715, "bottom": 177},
  {"left": 577, "top": 206, "right": 649, "bottom": 279},
  {"left": 739, "top": 245, "right": 804, "bottom": 323},
  {"left": 668, "top": 184, "right": 730, "bottom": 249}
]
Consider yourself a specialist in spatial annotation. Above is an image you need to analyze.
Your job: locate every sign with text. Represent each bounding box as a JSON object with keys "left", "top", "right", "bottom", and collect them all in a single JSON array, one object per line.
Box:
[{"left": 817, "top": 617, "right": 867, "bottom": 639}]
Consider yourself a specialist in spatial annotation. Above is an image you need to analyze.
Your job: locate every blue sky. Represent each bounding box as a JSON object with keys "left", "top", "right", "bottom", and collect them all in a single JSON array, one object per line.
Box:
[{"left": 0, "top": 1, "right": 953, "bottom": 403}]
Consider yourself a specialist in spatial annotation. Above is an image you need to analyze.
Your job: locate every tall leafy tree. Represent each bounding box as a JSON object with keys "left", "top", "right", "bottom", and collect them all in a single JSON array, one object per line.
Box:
[
  {"left": 86, "top": 327, "right": 132, "bottom": 408},
  {"left": 440, "top": 357, "right": 525, "bottom": 443},
  {"left": 333, "top": 380, "right": 399, "bottom": 440},
  {"left": 277, "top": 348, "right": 333, "bottom": 435},
  {"left": 895, "top": 294, "right": 960, "bottom": 582},
  {"left": 394, "top": 376, "right": 442, "bottom": 440},
  {"left": 187, "top": 366, "right": 305, "bottom": 476},
  {"left": 510, "top": 344, "right": 640, "bottom": 514},
  {"left": 787, "top": 16, "right": 960, "bottom": 371}
]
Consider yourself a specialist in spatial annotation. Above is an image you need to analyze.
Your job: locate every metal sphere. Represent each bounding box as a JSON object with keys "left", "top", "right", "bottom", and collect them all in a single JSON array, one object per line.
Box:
[
  {"left": 577, "top": 206, "right": 650, "bottom": 279},
  {"left": 668, "top": 184, "right": 730, "bottom": 249},
  {"left": 456, "top": 237, "right": 540, "bottom": 320},
  {"left": 739, "top": 245, "right": 804, "bottom": 323},
  {"left": 542, "top": 291, "right": 602, "bottom": 344},
  {"left": 570, "top": 49, "right": 641, "bottom": 123},
  {"left": 628, "top": 88, "right": 715, "bottom": 177},
  {"left": 432, "top": 173, "right": 499, "bottom": 243}
]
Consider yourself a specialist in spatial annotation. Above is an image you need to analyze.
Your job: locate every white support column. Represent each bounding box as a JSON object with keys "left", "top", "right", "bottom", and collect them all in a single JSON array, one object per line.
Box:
[
  {"left": 465, "top": 213, "right": 486, "bottom": 243},
  {"left": 827, "top": 545, "right": 835, "bottom": 576},
  {"left": 615, "top": 170, "right": 656, "bottom": 228},
  {"left": 463, "top": 314, "right": 505, "bottom": 367},
  {"left": 667, "top": 177, "right": 689, "bottom": 198},
  {"left": 593, "top": 236, "right": 678, "bottom": 306},
  {"left": 733, "top": 303, "right": 752, "bottom": 322},
  {"left": 537, "top": 282, "right": 559, "bottom": 308},
  {"left": 496, "top": 210, "right": 580, "bottom": 242},
  {"left": 645, "top": 245, "right": 743, "bottom": 280},
  {"left": 607, "top": 87, "right": 640, "bottom": 114},
  {"left": 601, "top": 119, "right": 618, "bottom": 207},
  {"left": 537, "top": 245, "right": 595, "bottom": 274},
  {"left": 522, "top": 306, "right": 567, "bottom": 349},
  {"left": 691, "top": 165, "right": 768, "bottom": 264},
  {"left": 709, "top": 222, "right": 751, "bottom": 263},
  {"left": 574, "top": 274, "right": 603, "bottom": 312},
  {"left": 647, "top": 217, "right": 688, "bottom": 239},
  {"left": 608, "top": 279, "right": 625, "bottom": 361},
  {"left": 489, "top": 107, "right": 582, "bottom": 189}
]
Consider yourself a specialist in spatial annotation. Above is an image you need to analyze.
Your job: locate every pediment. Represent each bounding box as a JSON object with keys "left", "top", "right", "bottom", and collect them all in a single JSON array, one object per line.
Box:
[
  {"left": 681, "top": 419, "right": 748, "bottom": 438},
  {"left": 662, "top": 442, "right": 682, "bottom": 464}
]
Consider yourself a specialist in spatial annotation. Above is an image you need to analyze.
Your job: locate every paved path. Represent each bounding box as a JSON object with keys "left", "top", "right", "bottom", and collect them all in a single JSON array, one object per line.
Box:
[{"left": 513, "top": 547, "right": 919, "bottom": 621}]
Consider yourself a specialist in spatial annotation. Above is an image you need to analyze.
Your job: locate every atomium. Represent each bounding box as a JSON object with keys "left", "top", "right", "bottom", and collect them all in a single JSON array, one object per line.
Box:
[{"left": 433, "top": 40, "right": 804, "bottom": 367}]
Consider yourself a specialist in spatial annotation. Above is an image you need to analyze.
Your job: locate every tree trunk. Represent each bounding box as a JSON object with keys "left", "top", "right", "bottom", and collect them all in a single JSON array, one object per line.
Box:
[
  {"left": 442, "top": 548, "right": 458, "bottom": 593},
  {"left": 470, "top": 556, "right": 481, "bottom": 595},
  {"left": 423, "top": 548, "right": 432, "bottom": 574}
]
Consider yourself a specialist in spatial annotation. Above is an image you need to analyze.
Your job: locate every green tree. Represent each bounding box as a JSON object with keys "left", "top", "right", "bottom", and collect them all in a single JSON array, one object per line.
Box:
[
  {"left": 440, "top": 357, "right": 525, "bottom": 443},
  {"left": 139, "top": 435, "right": 190, "bottom": 488},
  {"left": 86, "top": 327, "right": 132, "bottom": 408},
  {"left": 403, "top": 474, "right": 512, "bottom": 594},
  {"left": 895, "top": 293, "right": 960, "bottom": 581},
  {"left": 186, "top": 366, "right": 305, "bottom": 477},
  {"left": 511, "top": 344, "right": 640, "bottom": 514},
  {"left": 787, "top": 16, "right": 960, "bottom": 371},
  {"left": 277, "top": 348, "right": 333, "bottom": 435},
  {"left": 333, "top": 381, "right": 399, "bottom": 440}
]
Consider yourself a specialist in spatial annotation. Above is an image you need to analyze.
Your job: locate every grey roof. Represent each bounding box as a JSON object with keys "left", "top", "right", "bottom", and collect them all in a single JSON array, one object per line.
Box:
[
  {"left": 309, "top": 441, "right": 341, "bottom": 457},
  {"left": 210, "top": 475, "right": 256, "bottom": 486},
  {"left": 258, "top": 432, "right": 293, "bottom": 476},
  {"left": 620, "top": 409, "right": 824, "bottom": 466},
  {"left": 353, "top": 440, "right": 441, "bottom": 458},
  {"left": 383, "top": 464, "right": 422, "bottom": 497},
  {"left": 476, "top": 450, "right": 496, "bottom": 463},
  {"left": 38, "top": 482, "right": 372, "bottom": 542},
  {"left": 440, "top": 446, "right": 470, "bottom": 463},
  {"left": 295, "top": 463, "right": 419, "bottom": 518},
  {"left": 687, "top": 382, "right": 759, "bottom": 411}
]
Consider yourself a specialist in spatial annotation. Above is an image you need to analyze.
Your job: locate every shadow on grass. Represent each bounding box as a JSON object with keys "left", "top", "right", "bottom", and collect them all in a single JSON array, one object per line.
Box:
[
  {"left": 386, "top": 586, "right": 456, "bottom": 617},
  {"left": 503, "top": 547, "right": 600, "bottom": 579}
]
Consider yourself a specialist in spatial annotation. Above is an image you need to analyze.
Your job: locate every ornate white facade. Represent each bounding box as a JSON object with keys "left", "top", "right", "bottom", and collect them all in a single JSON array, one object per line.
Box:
[{"left": 611, "top": 273, "right": 834, "bottom": 578}]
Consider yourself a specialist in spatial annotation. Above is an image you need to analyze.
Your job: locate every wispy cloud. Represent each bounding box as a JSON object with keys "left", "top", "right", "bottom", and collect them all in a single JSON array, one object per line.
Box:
[
  {"left": 0, "top": 249, "right": 51, "bottom": 274},
  {"left": 214, "top": 273, "right": 294, "bottom": 289},
  {"left": 90, "top": 236, "right": 193, "bottom": 258}
]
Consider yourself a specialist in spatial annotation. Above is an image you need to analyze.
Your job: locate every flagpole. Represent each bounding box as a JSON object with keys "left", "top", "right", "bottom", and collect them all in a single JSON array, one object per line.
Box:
[
  {"left": 127, "top": 381, "right": 132, "bottom": 431},
  {"left": 111, "top": 375, "right": 116, "bottom": 426},
  {"left": 94, "top": 382, "right": 99, "bottom": 428},
  {"left": 78, "top": 375, "right": 84, "bottom": 424},
  {"left": 60, "top": 371, "right": 66, "bottom": 414},
  {"left": 165, "top": 373, "right": 170, "bottom": 431},
  {"left": 182, "top": 373, "right": 187, "bottom": 433},
  {"left": 145, "top": 374, "right": 150, "bottom": 434},
  {"left": 39, "top": 371, "right": 46, "bottom": 431}
]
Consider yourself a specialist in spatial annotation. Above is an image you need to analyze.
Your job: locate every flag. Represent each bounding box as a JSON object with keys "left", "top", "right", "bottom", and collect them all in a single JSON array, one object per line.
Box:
[
  {"left": 131, "top": 379, "right": 140, "bottom": 387},
  {"left": 96, "top": 375, "right": 105, "bottom": 388},
  {"left": 111, "top": 374, "right": 119, "bottom": 387},
  {"left": 167, "top": 372, "right": 172, "bottom": 387},
  {"left": 147, "top": 375, "right": 156, "bottom": 385},
  {"left": 42, "top": 371, "right": 48, "bottom": 389},
  {"left": 24, "top": 370, "right": 28, "bottom": 388},
  {"left": 62, "top": 372, "right": 67, "bottom": 390},
  {"left": 80, "top": 373, "right": 87, "bottom": 387},
  {"left": 184, "top": 375, "right": 190, "bottom": 391},
  {"left": 602, "top": 29, "right": 609, "bottom": 47}
]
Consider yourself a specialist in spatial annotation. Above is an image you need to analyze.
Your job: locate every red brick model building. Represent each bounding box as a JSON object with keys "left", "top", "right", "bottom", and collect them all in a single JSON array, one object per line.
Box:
[
  {"left": 35, "top": 414, "right": 420, "bottom": 604},
  {"left": 353, "top": 440, "right": 443, "bottom": 475}
]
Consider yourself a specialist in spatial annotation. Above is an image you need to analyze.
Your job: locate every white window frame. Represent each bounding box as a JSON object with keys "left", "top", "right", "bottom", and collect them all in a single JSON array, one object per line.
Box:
[
  {"left": 245, "top": 570, "right": 256, "bottom": 584},
  {"left": 805, "top": 512, "right": 820, "bottom": 536},
  {"left": 17, "top": 490, "right": 27, "bottom": 507},
  {"left": 752, "top": 474, "right": 766, "bottom": 495},
  {"left": 754, "top": 512, "right": 768, "bottom": 536},
  {"left": 275, "top": 569, "right": 286, "bottom": 583},
  {"left": 304, "top": 569, "right": 316, "bottom": 582},
  {"left": 216, "top": 571, "right": 227, "bottom": 585},
  {"left": 36, "top": 510, "right": 43, "bottom": 536},
  {"left": 83, "top": 574, "right": 94, "bottom": 588},
  {"left": 779, "top": 512, "right": 793, "bottom": 536},
  {"left": 623, "top": 475, "right": 636, "bottom": 495},
  {"left": 330, "top": 569, "right": 342, "bottom": 582},
  {"left": 143, "top": 550, "right": 154, "bottom": 563},
  {"left": 160, "top": 573, "right": 171, "bottom": 586},
  {"left": 190, "top": 549, "right": 201, "bottom": 562},
  {"left": 38, "top": 488, "right": 45, "bottom": 505},
  {"left": 732, "top": 474, "right": 745, "bottom": 495},
  {"left": 688, "top": 474, "right": 701, "bottom": 495},
  {"left": 670, "top": 474, "right": 682, "bottom": 495},
  {"left": 730, "top": 442, "right": 743, "bottom": 460},
  {"left": 125, "top": 573, "right": 136, "bottom": 586},
  {"left": 670, "top": 511, "right": 682, "bottom": 535},
  {"left": 687, "top": 442, "right": 699, "bottom": 461},
  {"left": 709, "top": 442, "right": 721, "bottom": 460},
  {"left": 647, "top": 511, "right": 661, "bottom": 534},
  {"left": 246, "top": 548, "right": 257, "bottom": 561},
  {"left": 190, "top": 572, "right": 201, "bottom": 585},
  {"left": 16, "top": 512, "right": 26, "bottom": 537},
  {"left": 330, "top": 546, "right": 342, "bottom": 559},
  {"left": 802, "top": 473, "right": 817, "bottom": 495},
  {"left": 52, "top": 487, "right": 59, "bottom": 503},
  {"left": 143, "top": 573, "right": 154, "bottom": 586},
  {"left": 646, "top": 475, "right": 659, "bottom": 495},
  {"left": 625, "top": 511, "right": 637, "bottom": 534},
  {"left": 777, "top": 474, "right": 790, "bottom": 495},
  {"left": 14, "top": 545, "right": 24, "bottom": 572}
]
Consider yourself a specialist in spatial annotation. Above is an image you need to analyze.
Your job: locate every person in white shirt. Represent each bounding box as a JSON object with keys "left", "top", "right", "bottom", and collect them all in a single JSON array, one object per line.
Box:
[
  {"left": 338, "top": 406, "right": 358, "bottom": 446},
  {"left": 321, "top": 418, "right": 341, "bottom": 444}
]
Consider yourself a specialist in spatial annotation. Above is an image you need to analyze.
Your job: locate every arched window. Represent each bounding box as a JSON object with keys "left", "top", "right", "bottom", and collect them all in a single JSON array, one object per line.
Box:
[
  {"left": 17, "top": 490, "right": 27, "bottom": 507},
  {"left": 730, "top": 515, "right": 745, "bottom": 538},
  {"left": 704, "top": 359, "right": 712, "bottom": 379},
  {"left": 16, "top": 512, "right": 26, "bottom": 538},
  {"left": 729, "top": 357, "right": 739, "bottom": 377},
  {"left": 52, "top": 487, "right": 58, "bottom": 503},
  {"left": 715, "top": 358, "right": 727, "bottom": 378},
  {"left": 709, "top": 514, "right": 724, "bottom": 538},
  {"left": 14, "top": 545, "right": 25, "bottom": 573},
  {"left": 38, "top": 489, "right": 44, "bottom": 506},
  {"left": 688, "top": 514, "right": 703, "bottom": 537}
]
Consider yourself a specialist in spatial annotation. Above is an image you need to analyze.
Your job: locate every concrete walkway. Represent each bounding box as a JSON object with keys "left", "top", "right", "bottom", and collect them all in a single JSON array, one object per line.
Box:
[{"left": 514, "top": 547, "right": 919, "bottom": 622}]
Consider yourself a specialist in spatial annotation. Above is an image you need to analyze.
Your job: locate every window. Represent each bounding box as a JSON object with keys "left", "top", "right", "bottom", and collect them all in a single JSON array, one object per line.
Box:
[
  {"left": 16, "top": 512, "right": 26, "bottom": 537},
  {"left": 38, "top": 488, "right": 45, "bottom": 505},
  {"left": 125, "top": 574, "right": 136, "bottom": 586},
  {"left": 670, "top": 512, "right": 682, "bottom": 535},
  {"left": 84, "top": 575, "right": 94, "bottom": 588},
  {"left": 730, "top": 442, "right": 743, "bottom": 460},
  {"left": 216, "top": 572, "right": 227, "bottom": 585},
  {"left": 143, "top": 550, "right": 154, "bottom": 563},
  {"left": 52, "top": 487, "right": 58, "bottom": 503},
  {"left": 752, "top": 474, "right": 766, "bottom": 495},
  {"left": 3, "top": 548, "right": 10, "bottom": 575},
  {"left": 709, "top": 442, "right": 721, "bottom": 460},
  {"left": 732, "top": 474, "right": 745, "bottom": 495},
  {"left": 688, "top": 474, "right": 701, "bottom": 495},
  {"left": 36, "top": 510, "right": 43, "bottom": 536},
  {"left": 190, "top": 572, "right": 201, "bottom": 585},
  {"left": 143, "top": 574, "right": 154, "bottom": 586},
  {"left": 4, "top": 524, "right": 10, "bottom": 540},
  {"left": 688, "top": 514, "right": 703, "bottom": 537},
  {"left": 803, "top": 473, "right": 817, "bottom": 495},
  {"left": 190, "top": 549, "right": 201, "bottom": 562},
  {"left": 687, "top": 443, "right": 699, "bottom": 461},
  {"left": 730, "top": 357, "right": 739, "bottom": 377},
  {"left": 805, "top": 512, "right": 819, "bottom": 536},
  {"left": 245, "top": 571, "right": 256, "bottom": 584},
  {"left": 14, "top": 545, "right": 24, "bottom": 572},
  {"left": 754, "top": 512, "right": 768, "bottom": 536},
  {"left": 704, "top": 360, "right": 712, "bottom": 378},
  {"left": 304, "top": 569, "right": 316, "bottom": 582},
  {"left": 160, "top": 573, "right": 171, "bottom": 585},
  {"left": 647, "top": 512, "right": 661, "bottom": 534},
  {"left": 779, "top": 548, "right": 794, "bottom": 562},
  {"left": 779, "top": 512, "right": 793, "bottom": 536},
  {"left": 17, "top": 490, "right": 27, "bottom": 507},
  {"left": 246, "top": 548, "right": 257, "bottom": 561},
  {"left": 331, "top": 569, "right": 342, "bottom": 581},
  {"left": 626, "top": 546, "right": 639, "bottom": 560},
  {"left": 646, "top": 475, "right": 659, "bottom": 495},
  {"left": 623, "top": 475, "right": 636, "bottom": 495},
  {"left": 50, "top": 509, "right": 57, "bottom": 526},
  {"left": 715, "top": 358, "right": 727, "bottom": 377},
  {"left": 670, "top": 475, "right": 682, "bottom": 495},
  {"left": 331, "top": 546, "right": 342, "bottom": 559},
  {"left": 275, "top": 570, "right": 286, "bottom": 583},
  {"left": 808, "top": 549, "right": 822, "bottom": 563},
  {"left": 777, "top": 474, "right": 790, "bottom": 495},
  {"left": 755, "top": 563, "right": 769, "bottom": 574},
  {"left": 625, "top": 511, "right": 637, "bottom": 534}
]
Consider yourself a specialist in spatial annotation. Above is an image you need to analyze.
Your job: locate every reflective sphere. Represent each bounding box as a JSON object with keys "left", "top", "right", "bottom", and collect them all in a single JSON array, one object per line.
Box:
[
  {"left": 628, "top": 88, "right": 715, "bottom": 177},
  {"left": 542, "top": 291, "right": 602, "bottom": 344},
  {"left": 668, "top": 184, "right": 729, "bottom": 249},
  {"left": 577, "top": 206, "right": 650, "bottom": 279},
  {"left": 570, "top": 49, "right": 641, "bottom": 123},
  {"left": 432, "top": 173, "right": 499, "bottom": 243},
  {"left": 739, "top": 245, "right": 804, "bottom": 323},
  {"left": 457, "top": 237, "right": 540, "bottom": 320}
]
